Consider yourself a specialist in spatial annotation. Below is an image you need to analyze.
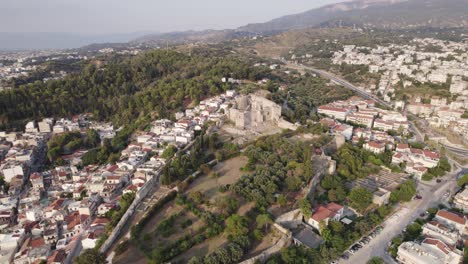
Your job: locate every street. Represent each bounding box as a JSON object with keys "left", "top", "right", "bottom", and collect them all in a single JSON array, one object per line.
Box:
[{"left": 339, "top": 168, "right": 463, "bottom": 264}]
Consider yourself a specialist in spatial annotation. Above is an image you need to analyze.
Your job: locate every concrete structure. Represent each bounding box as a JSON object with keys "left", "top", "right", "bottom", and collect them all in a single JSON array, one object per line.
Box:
[
  {"left": 434, "top": 210, "right": 467, "bottom": 234},
  {"left": 422, "top": 220, "right": 460, "bottom": 246},
  {"left": 349, "top": 170, "right": 410, "bottom": 206},
  {"left": 453, "top": 186, "right": 468, "bottom": 213},
  {"left": 317, "top": 105, "right": 350, "bottom": 120},
  {"left": 228, "top": 94, "right": 281, "bottom": 130},
  {"left": 397, "top": 238, "right": 462, "bottom": 264},
  {"left": 363, "top": 141, "right": 385, "bottom": 154}
]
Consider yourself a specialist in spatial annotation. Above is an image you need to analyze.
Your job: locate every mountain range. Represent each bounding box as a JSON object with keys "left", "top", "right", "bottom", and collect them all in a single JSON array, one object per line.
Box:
[
  {"left": 2, "top": 0, "right": 467, "bottom": 50},
  {"left": 135, "top": 0, "right": 468, "bottom": 46}
]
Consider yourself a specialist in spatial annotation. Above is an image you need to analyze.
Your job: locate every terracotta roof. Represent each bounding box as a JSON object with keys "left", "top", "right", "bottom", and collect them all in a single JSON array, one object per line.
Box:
[
  {"left": 30, "top": 172, "right": 41, "bottom": 180},
  {"left": 107, "top": 165, "right": 119, "bottom": 172},
  {"left": 92, "top": 217, "right": 110, "bottom": 226},
  {"left": 311, "top": 203, "right": 343, "bottom": 222},
  {"left": 318, "top": 105, "right": 348, "bottom": 113},
  {"left": 30, "top": 237, "right": 45, "bottom": 248},
  {"left": 311, "top": 206, "right": 336, "bottom": 222},
  {"left": 423, "top": 238, "right": 451, "bottom": 255},
  {"left": 437, "top": 210, "right": 466, "bottom": 225},
  {"left": 423, "top": 150, "right": 440, "bottom": 159},
  {"left": 428, "top": 220, "right": 450, "bottom": 232},
  {"left": 410, "top": 148, "right": 424, "bottom": 155},
  {"left": 326, "top": 202, "right": 343, "bottom": 212},
  {"left": 47, "top": 249, "right": 66, "bottom": 264},
  {"left": 397, "top": 143, "right": 409, "bottom": 149},
  {"left": 333, "top": 125, "right": 350, "bottom": 132},
  {"left": 368, "top": 141, "right": 385, "bottom": 149}
]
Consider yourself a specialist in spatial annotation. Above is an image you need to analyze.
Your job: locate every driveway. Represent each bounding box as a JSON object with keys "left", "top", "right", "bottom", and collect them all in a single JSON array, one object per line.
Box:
[{"left": 339, "top": 169, "right": 461, "bottom": 264}]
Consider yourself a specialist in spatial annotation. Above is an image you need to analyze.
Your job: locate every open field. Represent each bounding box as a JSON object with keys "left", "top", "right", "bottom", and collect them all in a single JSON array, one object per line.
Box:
[
  {"left": 187, "top": 156, "right": 248, "bottom": 202},
  {"left": 119, "top": 155, "right": 249, "bottom": 263}
]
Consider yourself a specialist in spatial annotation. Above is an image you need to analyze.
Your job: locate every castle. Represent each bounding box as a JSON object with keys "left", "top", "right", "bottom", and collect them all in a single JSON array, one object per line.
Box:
[{"left": 228, "top": 94, "right": 282, "bottom": 130}]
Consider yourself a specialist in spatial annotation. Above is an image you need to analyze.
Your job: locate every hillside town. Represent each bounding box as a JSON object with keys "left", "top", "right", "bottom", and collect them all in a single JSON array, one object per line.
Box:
[
  {"left": 0, "top": 88, "right": 251, "bottom": 263},
  {"left": 330, "top": 38, "right": 468, "bottom": 141},
  {"left": 1, "top": 7, "right": 468, "bottom": 263}
]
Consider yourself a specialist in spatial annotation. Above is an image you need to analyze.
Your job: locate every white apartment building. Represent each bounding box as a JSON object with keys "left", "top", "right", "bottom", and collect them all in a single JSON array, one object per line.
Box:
[
  {"left": 453, "top": 187, "right": 468, "bottom": 213},
  {"left": 397, "top": 238, "right": 462, "bottom": 264},
  {"left": 317, "top": 105, "right": 351, "bottom": 120},
  {"left": 422, "top": 220, "right": 460, "bottom": 246}
]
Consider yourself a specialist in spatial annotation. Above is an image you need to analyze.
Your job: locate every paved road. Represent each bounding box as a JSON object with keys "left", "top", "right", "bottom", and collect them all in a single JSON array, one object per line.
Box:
[{"left": 339, "top": 168, "right": 463, "bottom": 264}]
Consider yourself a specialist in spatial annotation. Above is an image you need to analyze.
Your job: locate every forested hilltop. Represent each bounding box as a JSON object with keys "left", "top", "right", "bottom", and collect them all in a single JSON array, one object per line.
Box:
[{"left": 0, "top": 50, "right": 270, "bottom": 130}]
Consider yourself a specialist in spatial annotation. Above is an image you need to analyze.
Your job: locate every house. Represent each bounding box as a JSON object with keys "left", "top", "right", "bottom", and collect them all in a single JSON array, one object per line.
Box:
[
  {"left": 81, "top": 228, "right": 106, "bottom": 249},
  {"left": 307, "top": 203, "right": 344, "bottom": 231},
  {"left": 332, "top": 124, "right": 353, "bottom": 140},
  {"left": 363, "top": 141, "right": 385, "bottom": 154},
  {"left": 396, "top": 144, "right": 410, "bottom": 153},
  {"left": 62, "top": 212, "right": 90, "bottom": 239},
  {"left": 453, "top": 186, "right": 468, "bottom": 213},
  {"left": 292, "top": 224, "right": 324, "bottom": 249},
  {"left": 43, "top": 227, "right": 59, "bottom": 244},
  {"left": 30, "top": 172, "right": 44, "bottom": 190},
  {"left": 46, "top": 249, "right": 66, "bottom": 264},
  {"left": 405, "top": 164, "right": 428, "bottom": 180},
  {"left": 97, "top": 203, "right": 116, "bottom": 216},
  {"left": 435, "top": 210, "right": 467, "bottom": 234}
]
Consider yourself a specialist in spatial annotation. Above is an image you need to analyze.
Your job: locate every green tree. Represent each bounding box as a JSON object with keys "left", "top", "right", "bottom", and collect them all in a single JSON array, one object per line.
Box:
[
  {"left": 215, "top": 196, "right": 239, "bottom": 216},
  {"left": 367, "top": 256, "right": 385, "bottom": 264},
  {"left": 256, "top": 214, "right": 273, "bottom": 232},
  {"left": 390, "top": 180, "right": 416, "bottom": 203},
  {"left": 299, "top": 198, "right": 312, "bottom": 218},
  {"left": 348, "top": 187, "right": 373, "bottom": 213},
  {"left": 457, "top": 174, "right": 468, "bottom": 187},
  {"left": 161, "top": 145, "right": 178, "bottom": 159},
  {"left": 225, "top": 214, "right": 249, "bottom": 239},
  {"left": 74, "top": 249, "right": 106, "bottom": 264},
  {"left": 277, "top": 194, "right": 288, "bottom": 206},
  {"left": 285, "top": 176, "right": 302, "bottom": 191}
]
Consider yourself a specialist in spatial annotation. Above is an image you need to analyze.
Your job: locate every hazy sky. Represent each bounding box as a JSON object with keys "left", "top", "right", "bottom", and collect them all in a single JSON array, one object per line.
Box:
[{"left": 1, "top": 0, "right": 343, "bottom": 35}]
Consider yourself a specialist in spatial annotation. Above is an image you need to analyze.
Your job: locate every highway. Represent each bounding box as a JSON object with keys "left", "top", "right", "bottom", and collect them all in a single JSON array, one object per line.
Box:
[{"left": 286, "top": 62, "right": 467, "bottom": 157}]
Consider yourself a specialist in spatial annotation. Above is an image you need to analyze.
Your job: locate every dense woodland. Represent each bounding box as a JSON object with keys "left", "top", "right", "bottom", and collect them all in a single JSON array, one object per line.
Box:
[
  {"left": 0, "top": 50, "right": 271, "bottom": 130},
  {"left": 271, "top": 75, "right": 354, "bottom": 123},
  {"left": 232, "top": 134, "right": 314, "bottom": 208}
]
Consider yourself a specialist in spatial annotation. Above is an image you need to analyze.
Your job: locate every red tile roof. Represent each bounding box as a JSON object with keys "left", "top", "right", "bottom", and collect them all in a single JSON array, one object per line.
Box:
[
  {"left": 437, "top": 210, "right": 466, "bottom": 225},
  {"left": 423, "top": 150, "right": 440, "bottom": 159},
  {"left": 47, "top": 249, "right": 66, "bottom": 264},
  {"left": 311, "top": 203, "right": 343, "bottom": 222},
  {"left": 423, "top": 238, "right": 452, "bottom": 255},
  {"left": 318, "top": 105, "right": 348, "bottom": 113},
  {"left": 368, "top": 141, "right": 385, "bottom": 149},
  {"left": 30, "top": 237, "right": 45, "bottom": 248},
  {"left": 397, "top": 143, "right": 409, "bottom": 150}
]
